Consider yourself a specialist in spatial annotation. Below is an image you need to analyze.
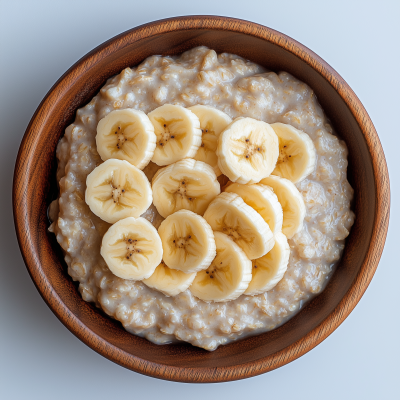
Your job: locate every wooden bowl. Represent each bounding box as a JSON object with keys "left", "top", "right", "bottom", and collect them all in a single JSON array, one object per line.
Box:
[{"left": 13, "top": 16, "right": 390, "bottom": 383}]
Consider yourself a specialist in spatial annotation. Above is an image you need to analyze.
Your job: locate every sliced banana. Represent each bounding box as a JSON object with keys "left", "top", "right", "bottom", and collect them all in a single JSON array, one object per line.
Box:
[
  {"left": 85, "top": 159, "right": 152, "bottom": 224},
  {"left": 188, "top": 105, "right": 232, "bottom": 176},
  {"left": 148, "top": 104, "right": 202, "bottom": 166},
  {"left": 143, "top": 260, "right": 196, "bottom": 297},
  {"left": 216, "top": 117, "right": 279, "bottom": 184},
  {"left": 158, "top": 210, "right": 216, "bottom": 273},
  {"left": 96, "top": 109, "right": 156, "bottom": 169},
  {"left": 203, "top": 192, "right": 274, "bottom": 260},
  {"left": 260, "top": 175, "right": 306, "bottom": 239},
  {"left": 271, "top": 123, "right": 317, "bottom": 183},
  {"left": 101, "top": 217, "right": 162, "bottom": 280},
  {"left": 152, "top": 159, "right": 220, "bottom": 218},
  {"left": 225, "top": 183, "right": 283, "bottom": 234},
  {"left": 245, "top": 232, "right": 290, "bottom": 296},
  {"left": 190, "top": 232, "right": 252, "bottom": 302}
]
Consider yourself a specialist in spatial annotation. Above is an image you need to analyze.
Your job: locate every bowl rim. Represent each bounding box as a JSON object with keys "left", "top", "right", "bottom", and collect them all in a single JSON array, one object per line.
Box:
[{"left": 13, "top": 15, "right": 390, "bottom": 382}]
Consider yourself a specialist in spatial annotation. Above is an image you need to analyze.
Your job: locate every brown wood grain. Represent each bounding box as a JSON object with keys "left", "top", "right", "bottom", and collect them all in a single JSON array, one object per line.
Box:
[{"left": 12, "top": 16, "right": 390, "bottom": 383}]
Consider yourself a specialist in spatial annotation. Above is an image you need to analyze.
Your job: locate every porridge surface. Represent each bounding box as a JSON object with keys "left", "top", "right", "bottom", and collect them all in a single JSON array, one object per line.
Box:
[{"left": 50, "top": 47, "right": 355, "bottom": 350}]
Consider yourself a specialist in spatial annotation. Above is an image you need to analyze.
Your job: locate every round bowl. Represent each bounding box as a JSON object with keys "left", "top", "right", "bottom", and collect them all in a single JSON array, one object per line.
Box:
[{"left": 13, "top": 16, "right": 390, "bottom": 383}]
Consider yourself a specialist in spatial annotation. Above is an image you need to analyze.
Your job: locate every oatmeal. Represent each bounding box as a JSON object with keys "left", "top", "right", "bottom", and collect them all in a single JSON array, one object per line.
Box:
[{"left": 49, "top": 47, "right": 355, "bottom": 351}]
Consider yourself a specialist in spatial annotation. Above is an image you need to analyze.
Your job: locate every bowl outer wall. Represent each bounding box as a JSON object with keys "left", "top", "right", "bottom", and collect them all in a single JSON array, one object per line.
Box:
[{"left": 13, "top": 16, "right": 390, "bottom": 383}]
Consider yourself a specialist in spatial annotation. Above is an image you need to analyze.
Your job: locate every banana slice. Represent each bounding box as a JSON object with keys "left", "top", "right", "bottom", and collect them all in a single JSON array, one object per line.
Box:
[
  {"left": 158, "top": 210, "right": 216, "bottom": 273},
  {"left": 225, "top": 183, "right": 283, "bottom": 234},
  {"left": 96, "top": 109, "right": 156, "bottom": 169},
  {"left": 188, "top": 105, "right": 232, "bottom": 176},
  {"left": 271, "top": 123, "right": 317, "bottom": 183},
  {"left": 190, "top": 232, "right": 252, "bottom": 302},
  {"left": 203, "top": 192, "right": 274, "bottom": 260},
  {"left": 260, "top": 175, "right": 306, "bottom": 239},
  {"left": 85, "top": 159, "right": 152, "bottom": 224},
  {"left": 216, "top": 117, "right": 279, "bottom": 184},
  {"left": 152, "top": 159, "right": 220, "bottom": 218},
  {"left": 245, "top": 232, "right": 290, "bottom": 296},
  {"left": 148, "top": 104, "right": 202, "bottom": 166},
  {"left": 101, "top": 217, "right": 162, "bottom": 280},
  {"left": 143, "top": 260, "right": 196, "bottom": 297}
]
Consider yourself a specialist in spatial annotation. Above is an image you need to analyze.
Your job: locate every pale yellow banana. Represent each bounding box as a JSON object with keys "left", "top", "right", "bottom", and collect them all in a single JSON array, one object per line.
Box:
[
  {"left": 190, "top": 232, "right": 252, "bottom": 302},
  {"left": 143, "top": 261, "right": 196, "bottom": 297},
  {"left": 216, "top": 117, "right": 279, "bottom": 184},
  {"left": 188, "top": 105, "right": 232, "bottom": 176},
  {"left": 158, "top": 209, "right": 216, "bottom": 273},
  {"left": 203, "top": 192, "right": 274, "bottom": 259},
  {"left": 148, "top": 104, "right": 202, "bottom": 166},
  {"left": 245, "top": 232, "right": 290, "bottom": 295},
  {"left": 101, "top": 217, "right": 163, "bottom": 280},
  {"left": 260, "top": 175, "right": 306, "bottom": 239},
  {"left": 225, "top": 182, "right": 283, "bottom": 234},
  {"left": 96, "top": 108, "right": 156, "bottom": 169},
  {"left": 271, "top": 122, "right": 316, "bottom": 183},
  {"left": 152, "top": 158, "right": 220, "bottom": 218},
  {"left": 85, "top": 159, "right": 152, "bottom": 224}
]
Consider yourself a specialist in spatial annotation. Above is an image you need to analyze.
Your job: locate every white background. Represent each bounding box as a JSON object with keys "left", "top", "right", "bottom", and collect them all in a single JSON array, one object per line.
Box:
[{"left": 1, "top": 1, "right": 398, "bottom": 399}]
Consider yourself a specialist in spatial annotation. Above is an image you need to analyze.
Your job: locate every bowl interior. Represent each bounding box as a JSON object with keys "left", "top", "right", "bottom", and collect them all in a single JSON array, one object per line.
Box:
[{"left": 14, "top": 19, "right": 381, "bottom": 381}]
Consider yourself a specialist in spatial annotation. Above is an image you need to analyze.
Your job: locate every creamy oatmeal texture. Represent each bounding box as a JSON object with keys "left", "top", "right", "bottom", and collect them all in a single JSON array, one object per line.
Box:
[{"left": 49, "top": 47, "right": 355, "bottom": 351}]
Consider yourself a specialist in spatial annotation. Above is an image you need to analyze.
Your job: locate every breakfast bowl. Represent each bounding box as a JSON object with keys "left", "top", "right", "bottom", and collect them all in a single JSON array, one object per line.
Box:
[{"left": 13, "top": 15, "right": 390, "bottom": 383}]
